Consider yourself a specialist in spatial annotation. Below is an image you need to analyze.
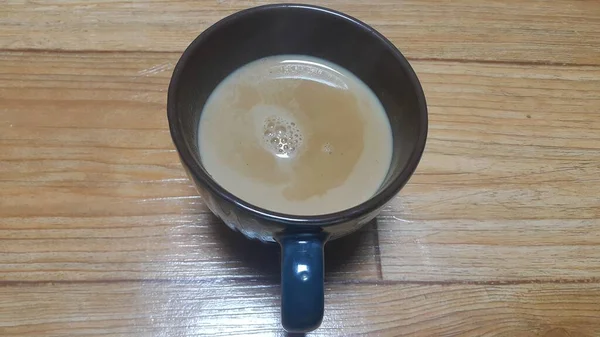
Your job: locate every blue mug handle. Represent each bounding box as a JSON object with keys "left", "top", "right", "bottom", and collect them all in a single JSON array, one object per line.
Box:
[{"left": 277, "top": 232, "right": 330, "bottom": 333}]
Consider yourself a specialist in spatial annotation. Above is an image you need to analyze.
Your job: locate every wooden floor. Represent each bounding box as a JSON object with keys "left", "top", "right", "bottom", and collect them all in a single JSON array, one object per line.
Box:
[{"left": 1, "top": 1, "right": 599, "bottom": 336}]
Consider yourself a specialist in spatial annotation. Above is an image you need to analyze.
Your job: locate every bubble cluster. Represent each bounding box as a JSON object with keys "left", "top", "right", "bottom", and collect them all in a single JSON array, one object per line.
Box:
[
  {"left": 322, "top": 142, "right": 334, "bottom": 154},
  {"left": 262, "top": 116, "right": 303, "bottom": 158}
]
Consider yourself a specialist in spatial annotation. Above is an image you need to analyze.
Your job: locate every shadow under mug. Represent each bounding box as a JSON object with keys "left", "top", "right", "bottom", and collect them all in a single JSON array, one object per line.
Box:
[{"left": 167, "top": 3, "right": 427, "bottom": 333}]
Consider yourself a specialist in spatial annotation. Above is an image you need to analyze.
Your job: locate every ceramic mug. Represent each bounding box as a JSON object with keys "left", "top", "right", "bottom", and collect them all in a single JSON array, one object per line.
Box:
[{"left": 167, "top": 4, "right": 427, "bottom": 333}]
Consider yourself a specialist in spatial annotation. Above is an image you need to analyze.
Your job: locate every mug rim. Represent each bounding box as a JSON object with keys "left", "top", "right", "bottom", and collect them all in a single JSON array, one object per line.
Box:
[{"left": 167, "top": 3, "right": 428, "bottom": 226}]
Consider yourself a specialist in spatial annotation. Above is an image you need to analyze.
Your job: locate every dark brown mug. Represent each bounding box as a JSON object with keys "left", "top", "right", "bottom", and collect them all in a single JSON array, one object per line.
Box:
[{"left": 167, "top": 4, "right": 427, "bottom": 333}]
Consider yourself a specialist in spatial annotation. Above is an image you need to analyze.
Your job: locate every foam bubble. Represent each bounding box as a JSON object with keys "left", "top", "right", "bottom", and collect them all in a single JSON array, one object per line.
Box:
[
  {"left": 322, "top": 142, "right": 334, "bottom": 154},
  {"left": 260, "top": 114, "right": 304, "bottom": 159},
  {"left": 274, "top": 125, "right": 285, "bottom": 135}
]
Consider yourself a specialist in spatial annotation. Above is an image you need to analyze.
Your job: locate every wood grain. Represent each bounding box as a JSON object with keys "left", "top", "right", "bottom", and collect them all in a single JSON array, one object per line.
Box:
[
  {"left": 1, "top": 1, "right": 599, "bottom": 65},
  {"left": 379, "top": 61, "right": 600, "bottom": 282},
  {"left": 0, "top": 51, "right": 379, "bottom": 282},
  {"left": 1, "top": 0, "right": 600, "bottom": 335},
  {"left": 1, "top": 282, "right": 599, "bottom": 336}
]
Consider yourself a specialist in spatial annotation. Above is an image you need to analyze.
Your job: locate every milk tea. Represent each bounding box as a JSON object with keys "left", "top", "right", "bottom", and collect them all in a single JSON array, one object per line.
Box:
[{"left": 198, "top": 55, "right": 392, "bottom": 215}]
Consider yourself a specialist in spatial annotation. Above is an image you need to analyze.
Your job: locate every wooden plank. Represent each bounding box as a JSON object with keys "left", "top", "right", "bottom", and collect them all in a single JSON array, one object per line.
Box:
[
  {"left": 397, "top": 60, "right": 600, "bottom": 221},
  {"left": 1, "top": 281, "right": 599, "bottom": 336},
  {"left": 0, "top": 51, "right": 379, "bottom": 281},
  {"left": 1, "top": 1, "right": 598, "bottom": 65},
  {"left": 3, "top": 0, "right": 600, "bottom": 335},
  {"left": 378, "top": 218, "right": 600, "bottom": 282},
  {"left": 2, "top": 51, "right": 600, "bottom": 283},
  {"left": 0, "top": 51, "right": 192, "bottom": 218},
  {"left": 0, "top": 214, "right": 379, "bottom": 282},
  {"left": 378, "top": 61, "right": 600, "bottom": 282}
]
